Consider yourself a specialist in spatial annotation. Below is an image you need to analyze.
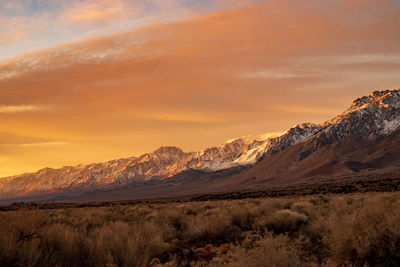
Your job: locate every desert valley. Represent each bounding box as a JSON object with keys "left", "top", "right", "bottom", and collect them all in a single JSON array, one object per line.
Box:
[{"left": 1, "top": 0, "right": 400, "bottom": 266}]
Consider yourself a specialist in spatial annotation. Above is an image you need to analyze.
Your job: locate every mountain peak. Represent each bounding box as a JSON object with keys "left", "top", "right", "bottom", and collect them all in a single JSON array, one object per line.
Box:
[
  {"left": 224, "top": 137, "right": 245, "bottom": 145},
  {"left": 370, "top": 89, "right": 399, "bottom": 99},
  {"left": 351, "top": 89, "right": 400, "bottom": 110},
  {"left": 313, "top": 89, "right": 400, "bottom": 151},
  {"left": 152, "top": 146, "right": 184, "bottom": 155}
]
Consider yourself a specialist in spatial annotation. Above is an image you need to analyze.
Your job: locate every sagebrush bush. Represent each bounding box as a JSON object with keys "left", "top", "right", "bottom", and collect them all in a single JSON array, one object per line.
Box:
[
  {"left": 323, "top": 196, "right": 400, "bottom": 266},
  {"left": 0, "top": 192, "right": 399, "bottom": 266},
  {"left": 268, "top": 209, "right": 309, "bottom": 234}
]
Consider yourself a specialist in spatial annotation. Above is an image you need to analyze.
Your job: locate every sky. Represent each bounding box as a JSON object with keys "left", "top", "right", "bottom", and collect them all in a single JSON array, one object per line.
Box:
[{"left": 0, "top": 0, "right": 400, "bottom": 177}]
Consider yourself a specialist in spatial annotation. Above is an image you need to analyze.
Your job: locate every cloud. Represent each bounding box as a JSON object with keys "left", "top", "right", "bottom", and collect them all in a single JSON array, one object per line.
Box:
[
  {"left": 271, "top": 105, "right": 340, "bottom": 116},
  {"left": 0, "top": 16, "right": 34, "bottom": 45},
  {"left": 241, "top": 70, "right": 322, "bottom": 79},
  {"left": 60, "top": 0, "right": 125, "bottom": 26},
  {"left": 0, "top": 141, "right": 69, "bottom": 148},
  {"left": 1, "top": 0, "right": 25, "bottom": 11},
  {"left": 256, "top": 131, "right": 286, "bottom": 140},
  {"left": 0, "top": 105, "right": 45, "bottom": 114},
  {"left": 0, "top": 0, "right": 262, "bottom": 60},
  {"left": 299, "top": 54, "right": 400, "bottom": 66},
  {"left": 0, "top": 0, "right": 399, "bottom": 176},
  {"left": 0, "top": 31, "right": 24, "bottom": 44}
]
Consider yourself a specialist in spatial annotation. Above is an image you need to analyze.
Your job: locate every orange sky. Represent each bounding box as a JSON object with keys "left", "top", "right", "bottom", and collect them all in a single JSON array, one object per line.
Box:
[{"left": 0, "top": 0, "right": 400, "bottom": 177}]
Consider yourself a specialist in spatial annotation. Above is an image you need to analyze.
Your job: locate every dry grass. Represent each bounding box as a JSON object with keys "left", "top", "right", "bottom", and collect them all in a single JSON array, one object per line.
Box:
[{"left": 1, "top": 191, "right": 400, "bottom": 266}]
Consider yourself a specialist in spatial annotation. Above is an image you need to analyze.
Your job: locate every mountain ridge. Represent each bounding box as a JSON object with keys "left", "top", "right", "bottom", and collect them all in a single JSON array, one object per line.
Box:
[{"left": 1, "top": 89, "right": 399, "bottom": 199}]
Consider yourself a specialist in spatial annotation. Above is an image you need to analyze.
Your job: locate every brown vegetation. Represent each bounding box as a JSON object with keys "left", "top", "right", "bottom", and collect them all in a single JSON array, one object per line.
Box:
[{"left": 1, "top": 191, "right": 400, "bottom": 266}]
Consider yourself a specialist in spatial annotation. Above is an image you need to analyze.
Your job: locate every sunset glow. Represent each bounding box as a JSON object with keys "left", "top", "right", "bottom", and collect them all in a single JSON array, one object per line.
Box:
[{"left": 1, "top": 0, "right": 400, "bottom": 177}]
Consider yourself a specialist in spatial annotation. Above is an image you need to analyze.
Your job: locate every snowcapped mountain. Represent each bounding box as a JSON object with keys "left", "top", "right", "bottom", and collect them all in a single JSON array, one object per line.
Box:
[
  {"left": 0, "top": 89, "right": 399, "bottom": 199},
  {"left": 310, "top": 89, "right": 400, "bottom": 150}
]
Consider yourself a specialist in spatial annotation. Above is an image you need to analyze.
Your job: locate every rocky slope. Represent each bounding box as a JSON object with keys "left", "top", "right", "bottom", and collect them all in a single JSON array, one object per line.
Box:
[
  {"left": 314, "top": 89, "right": 400, "bottom": 148},
  {"left": 0, "top": 89, "right": 399, "bottom": 199},
  {"left": 229, "top": 89, "right": 400, "bottom": 186}
]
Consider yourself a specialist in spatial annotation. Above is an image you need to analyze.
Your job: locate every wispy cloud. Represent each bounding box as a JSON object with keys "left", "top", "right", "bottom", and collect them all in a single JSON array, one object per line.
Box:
[
  {"left": 0, "top": 105, "right": 46, "bottom": 114},
  {"left": 0, "top": 141, "right": 69, "bottom": 148},
  {"left": 60, "top": 0, "right": 125, "bottom": 27},
  {"left": 0, "top": 16, "right": 36, "bottom": 44},
  {"left": 0, "top": 31, "right": 24, "bottom": 44},
  {"left": 0, "top": 0, "right": 258, "bottom": 60},
  {"left": 241, "top": 70, "right": 322, "bottom": 79},
  {"left": 256, "top": 132, "right": 286, "bottom": 140},
  {"left": 271, "top": 105, "right": 341, "bottom": 116}
]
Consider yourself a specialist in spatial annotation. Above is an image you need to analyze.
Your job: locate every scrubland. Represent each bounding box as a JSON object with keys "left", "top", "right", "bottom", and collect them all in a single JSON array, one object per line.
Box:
[{"left": 1, "top": 191, "right": 400, "bottom": 267}]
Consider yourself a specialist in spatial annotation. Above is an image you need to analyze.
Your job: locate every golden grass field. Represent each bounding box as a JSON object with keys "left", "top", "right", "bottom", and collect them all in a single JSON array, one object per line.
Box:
[{"left": 1, "top": 191, "right": 400, "bottom": 266}]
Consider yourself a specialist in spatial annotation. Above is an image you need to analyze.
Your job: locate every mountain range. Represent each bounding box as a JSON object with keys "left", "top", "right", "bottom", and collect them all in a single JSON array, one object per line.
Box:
[{"left": 1, "top": 89, "right": 400, "bottom": 202}]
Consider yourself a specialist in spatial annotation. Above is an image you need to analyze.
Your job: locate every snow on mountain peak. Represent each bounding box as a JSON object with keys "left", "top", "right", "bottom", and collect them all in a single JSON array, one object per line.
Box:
[
  {"left": 348, "top": 89, "right": 399, "bottom": 112},
  {"left": 224, "top": 137, "right": 245, "bottom": 145},
  {"left": 322, "top": 89, "right": 400, "bottom": 141}
]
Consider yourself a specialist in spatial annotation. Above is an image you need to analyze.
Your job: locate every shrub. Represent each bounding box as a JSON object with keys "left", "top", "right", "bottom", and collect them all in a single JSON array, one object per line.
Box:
[
  {"left": 215, "top": 233, "right": 307, "bottom": 267},
  {"left": 323, "top": 196, "right": 400, "bottom": 266},
  {"left": 267, "top": 209, "right": 308, "bottom": 234},
  {"left": 1, "top": 192, "right": 400, "bottom": 266}
]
